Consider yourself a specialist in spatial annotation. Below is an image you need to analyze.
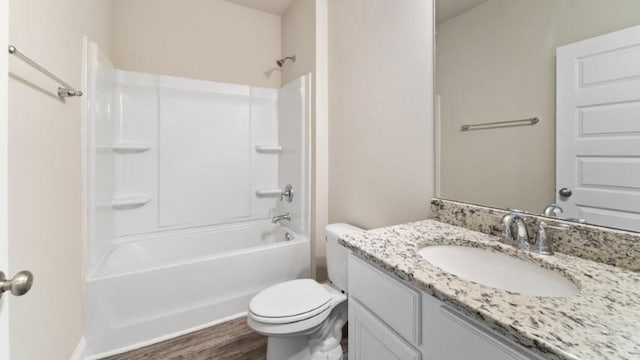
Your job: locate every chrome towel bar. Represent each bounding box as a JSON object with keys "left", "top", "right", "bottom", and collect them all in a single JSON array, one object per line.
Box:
[
  {"left": 461, "top": 117, "right": 539, "bottom": 131},
  {"left": 8, "top": 45, "right": 83, "bottom": 98}
]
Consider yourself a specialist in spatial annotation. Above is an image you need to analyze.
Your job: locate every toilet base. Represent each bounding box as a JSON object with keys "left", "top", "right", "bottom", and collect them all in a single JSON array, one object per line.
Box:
[
  {"left": 266, "top": 337, "right": 313, "bottom": 360},
  {"left": 265, "top": 333, "right": 344, "bottom": 360},
  {"left": 265, "top": 301, "right": 347, "bottom": 360}
]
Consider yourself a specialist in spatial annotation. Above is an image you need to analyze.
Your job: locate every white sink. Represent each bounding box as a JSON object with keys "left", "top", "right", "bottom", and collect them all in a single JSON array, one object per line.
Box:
[{"left": 417, "top": 245, "right": 578, "bottom": 297}]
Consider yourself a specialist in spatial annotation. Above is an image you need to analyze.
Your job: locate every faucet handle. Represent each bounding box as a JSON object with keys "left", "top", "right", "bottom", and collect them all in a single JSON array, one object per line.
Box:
[
  {"left": 542, "top": 204, "right": 564, "bottom": 217},
  {"left": 531, "top": 221, "right": 570, "bottom": 255},
  {"left": 280, "top": 184, "right": 294, "bottom": 203}
]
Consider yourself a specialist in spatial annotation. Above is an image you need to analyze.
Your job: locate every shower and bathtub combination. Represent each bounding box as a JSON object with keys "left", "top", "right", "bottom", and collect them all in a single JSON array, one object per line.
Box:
[{"left": 82, "top": 41, "right": 311, "bottom": 358}]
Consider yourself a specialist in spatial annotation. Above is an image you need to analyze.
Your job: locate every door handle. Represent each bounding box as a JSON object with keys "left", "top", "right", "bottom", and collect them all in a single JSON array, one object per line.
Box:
[
  {"left": 0, "top": 271, "right": 33, "bottom": 298},
  {"left": 558, "top": 188, "right": 572, "bottom": 198}
]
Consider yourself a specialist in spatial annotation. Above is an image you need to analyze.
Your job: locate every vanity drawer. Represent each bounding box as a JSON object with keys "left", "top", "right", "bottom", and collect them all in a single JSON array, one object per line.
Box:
[
  {"left": 439, "top": 306, "right": 544, "bottom": 360},
  {"left": 348, "top": 254, "right": 421, "bottom": 345}
]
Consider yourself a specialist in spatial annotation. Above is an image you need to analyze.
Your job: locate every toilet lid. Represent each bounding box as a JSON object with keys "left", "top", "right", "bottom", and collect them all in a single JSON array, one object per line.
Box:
[{"left": 249, "top": 279, "right": 332, "bottom": 320}]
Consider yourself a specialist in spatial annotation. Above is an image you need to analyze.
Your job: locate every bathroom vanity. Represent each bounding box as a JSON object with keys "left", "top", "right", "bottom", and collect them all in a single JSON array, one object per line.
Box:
[
  {"left": 341, "top": 219, "right": 640, "bottom": 360},
  {"left": 348, "top": 254, "right": 543, "bottom": 360}
]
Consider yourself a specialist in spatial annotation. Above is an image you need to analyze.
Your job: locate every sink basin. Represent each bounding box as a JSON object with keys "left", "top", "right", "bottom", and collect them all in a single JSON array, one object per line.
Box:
[{"left": 417, "top": 245, "right": 578, "bottom": 297}]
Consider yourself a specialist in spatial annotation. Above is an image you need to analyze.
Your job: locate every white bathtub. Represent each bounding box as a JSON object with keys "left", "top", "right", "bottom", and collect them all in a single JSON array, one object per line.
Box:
[{"left": 84, "top": 221, "right": 310, "bottom": 358}]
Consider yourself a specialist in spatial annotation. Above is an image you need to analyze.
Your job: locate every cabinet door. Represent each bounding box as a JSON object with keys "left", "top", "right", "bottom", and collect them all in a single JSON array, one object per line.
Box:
[
  {"left": 349, "top": 299, "right": 421, "bottom": 360},
  {"left": 348, "top": 254, "right": 421, "bottom": 345},
  {"left": 440, "top": 306, "right": 541, "bottom": 360}
]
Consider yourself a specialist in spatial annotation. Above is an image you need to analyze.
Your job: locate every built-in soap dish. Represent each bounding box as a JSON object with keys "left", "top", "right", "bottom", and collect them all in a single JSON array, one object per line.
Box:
[
  {"left": 111, "top": 196, "right": 152, "bottom": 209},
  {"left": 255, "top": 145, "right": 282, "bottom": 154},
  {"left": 255, "top": 188, "right": 283, "bottom": 197},
  {"left": 97, "top": 143, "right": 152, "bottom": 153}
]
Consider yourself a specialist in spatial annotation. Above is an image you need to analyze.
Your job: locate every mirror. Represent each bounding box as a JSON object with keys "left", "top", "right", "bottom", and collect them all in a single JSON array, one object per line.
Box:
[{"left": 435, "top": 0, "right": 640, "bottom": 232}]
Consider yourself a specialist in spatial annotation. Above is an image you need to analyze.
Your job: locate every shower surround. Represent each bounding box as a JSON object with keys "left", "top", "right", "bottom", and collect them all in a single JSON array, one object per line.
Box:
[{"left": 82, "top": 41, "right": 311, "bottom": 358}]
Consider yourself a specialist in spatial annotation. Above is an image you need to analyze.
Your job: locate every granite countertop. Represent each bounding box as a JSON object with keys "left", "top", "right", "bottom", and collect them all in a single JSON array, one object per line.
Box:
[{"left": 339, "top": 220, "right": 640, "bottom": 360}]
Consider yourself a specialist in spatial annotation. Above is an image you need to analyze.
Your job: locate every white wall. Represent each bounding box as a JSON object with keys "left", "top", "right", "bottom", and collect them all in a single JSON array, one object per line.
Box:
[
  {"left": 276, "top": 75, "right": 311, "bottom": 237},
  {"left": 437, "top": 0, "right": 640, "bottom": 212},
  {"left": 112, "top": 0, "right": 282, "bottom": 88},
  {"left": 328, "top": 0, "right": 435, "bottom": 231},
  {"left": 8, "top": 0, "right": 113, "bottom": 358}
]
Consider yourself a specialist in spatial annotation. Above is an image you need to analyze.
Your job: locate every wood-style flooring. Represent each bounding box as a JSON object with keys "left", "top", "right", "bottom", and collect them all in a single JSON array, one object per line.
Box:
[{"left": 102, "top": 317, "right": 348, "bottom": 360}]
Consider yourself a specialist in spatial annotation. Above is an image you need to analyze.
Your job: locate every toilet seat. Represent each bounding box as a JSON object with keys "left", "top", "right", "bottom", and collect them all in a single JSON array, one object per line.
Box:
[
  {"left": 249, "top": 279, "right": 332, "bottom": 324},
  {"left": 250, "top": 301, "right": 332, "bottom": 324},
  {"left": 247, "top": 280, "right": 347, "bottom": 337}
]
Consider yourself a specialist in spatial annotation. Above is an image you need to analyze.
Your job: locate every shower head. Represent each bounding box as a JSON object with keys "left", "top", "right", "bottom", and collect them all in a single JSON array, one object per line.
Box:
[{"left": 276, "top": 55, "right": 296, "bottom": 67}]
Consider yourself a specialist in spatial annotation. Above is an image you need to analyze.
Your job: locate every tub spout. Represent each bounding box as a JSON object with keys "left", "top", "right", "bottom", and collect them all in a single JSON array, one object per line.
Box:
[{"left": 271, "top": 213, "right": 291, "bottom": 224}]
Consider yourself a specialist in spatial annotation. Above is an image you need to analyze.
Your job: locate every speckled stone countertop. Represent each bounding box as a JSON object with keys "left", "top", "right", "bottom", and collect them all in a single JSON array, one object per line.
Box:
[
  {"left": 431, "top": 198, "right": 640, "bottom": 272},
  {"left": 339, "top": 220, "right": 640, "bottom": 360}
]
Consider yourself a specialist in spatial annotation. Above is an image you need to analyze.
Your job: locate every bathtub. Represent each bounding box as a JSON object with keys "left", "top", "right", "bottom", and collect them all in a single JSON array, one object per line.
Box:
[{"left": 84, "top": 221, "right": 310, "bottom": 358}]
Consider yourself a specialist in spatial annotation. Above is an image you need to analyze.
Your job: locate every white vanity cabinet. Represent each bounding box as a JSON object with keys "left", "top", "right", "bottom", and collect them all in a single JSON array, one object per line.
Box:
[
  {"left": 347, "top": 254, "right": 543, "bottom": 360},
  {"left": 349, "top": 300, "right": 421, "bottom": 360}
]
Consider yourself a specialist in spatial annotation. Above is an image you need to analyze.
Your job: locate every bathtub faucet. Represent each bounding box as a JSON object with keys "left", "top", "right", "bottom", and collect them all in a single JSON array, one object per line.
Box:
[{"left": 271, "top": 213, "right": 291, "bottom": 224}]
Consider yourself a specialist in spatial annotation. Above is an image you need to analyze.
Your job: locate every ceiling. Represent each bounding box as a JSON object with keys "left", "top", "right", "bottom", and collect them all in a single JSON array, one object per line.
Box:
[
  {"left": 225, "top": 0, "right": 295, "bottom": 15},
  {"left": 436, "top": 0, "right": 489, "bottom": 24}
]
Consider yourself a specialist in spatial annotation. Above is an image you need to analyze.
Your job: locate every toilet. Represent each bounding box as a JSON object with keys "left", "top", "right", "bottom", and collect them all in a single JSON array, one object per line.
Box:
[{"left": 247, "top": 223, "right": 363, "bottom": 360}]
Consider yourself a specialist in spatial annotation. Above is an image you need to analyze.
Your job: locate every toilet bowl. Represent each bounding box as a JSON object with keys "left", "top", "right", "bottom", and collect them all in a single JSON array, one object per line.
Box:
[{"left": 247, "top": 223, "right": 363, "bottom": 360}]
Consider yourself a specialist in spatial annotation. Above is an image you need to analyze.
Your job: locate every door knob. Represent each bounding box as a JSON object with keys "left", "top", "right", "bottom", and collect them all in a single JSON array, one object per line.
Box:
[
  {"left": 558, "top": 188, "right": 572, "bottom": 198},
  {"left": 0, "top": 271, "right": 33, "bottom": 297}
]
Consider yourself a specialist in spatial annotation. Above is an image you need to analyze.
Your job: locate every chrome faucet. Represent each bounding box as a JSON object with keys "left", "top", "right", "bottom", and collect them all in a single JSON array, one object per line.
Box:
[
  {"left": 501, "top": 213, "right": 530, "bottom": 248},
  {"left": 501, "top": 212, "right": 569, "bottom": 255},
  {"left": 542, "top": 204, "right": 564, "bottom": 217},
  {"left": 271, "top": 213, "right": 291, "bottom": 224}
]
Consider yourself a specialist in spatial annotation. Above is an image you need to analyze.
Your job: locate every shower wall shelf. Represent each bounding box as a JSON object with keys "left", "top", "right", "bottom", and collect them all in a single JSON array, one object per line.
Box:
[
  {"left": 255, "top": 145, "right": 283, "bottom": 154},
  {"left": 255, "top": 188, "right": 283, "bottom": 197},
  {"left": 111, "top": 196, "right": 152, "bottom": 209},
  {"left": 112, "top": 143, "right": 152, "bottom": 153},
  {"left": 96, "top": 143, "right": 152, "bottom": 153}
]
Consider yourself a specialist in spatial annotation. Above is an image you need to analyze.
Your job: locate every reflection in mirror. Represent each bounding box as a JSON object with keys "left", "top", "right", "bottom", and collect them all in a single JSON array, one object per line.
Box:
[{"left": 435, "top": 0, "right": 640, "bottom": 231}]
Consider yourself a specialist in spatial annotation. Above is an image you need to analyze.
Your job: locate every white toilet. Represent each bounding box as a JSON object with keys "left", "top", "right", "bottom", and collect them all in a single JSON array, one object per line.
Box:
[{"left": 247, "top": 223, "right": 363, "bottom": 360}]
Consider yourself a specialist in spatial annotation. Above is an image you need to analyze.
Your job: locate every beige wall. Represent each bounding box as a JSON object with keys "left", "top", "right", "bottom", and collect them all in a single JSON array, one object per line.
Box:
[
  {"left": 437, "top": 0, "right": 640, "bottom": 212},
  {"left": 314, "top": 0, "right": 330, "bottom": 281},
  {"left": 0, "top": 1, "right": 8, "bottom": 356},
  {"left": 281, "top": 0, "right": 316, "bottom": 86},
  {"left": 112, "top": 0, "right": 282, "bottom": 88},
  {"left": 328, "top": 0, "right": 435, "bottom": 231},
  {"left": 8, "top": 0, "right": 112, "bottom": 359}
]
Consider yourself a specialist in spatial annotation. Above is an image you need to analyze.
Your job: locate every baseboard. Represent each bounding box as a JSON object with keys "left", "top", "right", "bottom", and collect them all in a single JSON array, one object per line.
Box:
[
  {"left": 71, "top": 337, "right": 87, "bottom": 360},
  {"left": 87, "top": 311, "right": 247, "bottom": 359}
]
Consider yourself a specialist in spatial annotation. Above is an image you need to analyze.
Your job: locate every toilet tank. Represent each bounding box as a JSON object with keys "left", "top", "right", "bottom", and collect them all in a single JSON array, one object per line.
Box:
[{"left": 325, "top": 223, "right": 364, "bottom": 292}]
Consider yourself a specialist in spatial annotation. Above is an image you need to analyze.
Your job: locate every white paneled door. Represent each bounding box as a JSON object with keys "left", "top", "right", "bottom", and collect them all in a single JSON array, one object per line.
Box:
[{"left": 556, "top": 25, "right": 640, "bottom": 231}]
